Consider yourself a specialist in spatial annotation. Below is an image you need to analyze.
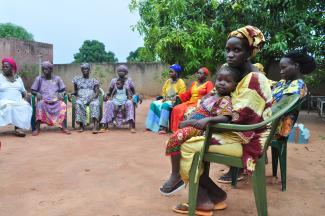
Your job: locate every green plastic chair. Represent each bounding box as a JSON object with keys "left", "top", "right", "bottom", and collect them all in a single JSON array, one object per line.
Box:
[
  {"left": 71, "top": 89, "right": 104, "bottom": 128},
  {"left": 230, "top": 97, "right": 303, "bottom": 191},
  {"left": 31, "top": 95, "right": 68, "bottom": 131},
  {"left": 187, "top": 94, "right": 300, "bottom": 216},
  {"left": 270, "top": 97, "right": 303, "bottom": 191}
]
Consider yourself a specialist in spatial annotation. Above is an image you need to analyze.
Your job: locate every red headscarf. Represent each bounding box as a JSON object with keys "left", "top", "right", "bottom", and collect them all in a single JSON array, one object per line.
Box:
[
  {"left": 2, "top": 57, "right": 17, "bottom": 74},
  {"left": 201, "top": 67, "right": 209, "bottom": 76}
]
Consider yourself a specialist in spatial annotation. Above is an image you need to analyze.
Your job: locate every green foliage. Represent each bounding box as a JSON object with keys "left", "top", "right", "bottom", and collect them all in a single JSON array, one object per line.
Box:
[
  {"left": 74, "top": 40, "right": 118, "bottom": 63},
  {"left": 18, "top": 64, "right": 39, "bottom": 89},
  {"left": 92, "top": 65, "right": 115, "bottom": 87},
  {"left": 127, "top": 47, "right": 156, "bottom": 62},
  {"left": 130, "top": 0, "right": 324, "bottom": 85},
  {"left": 0, "top": 23, "right": 34, "bottom": 41}
]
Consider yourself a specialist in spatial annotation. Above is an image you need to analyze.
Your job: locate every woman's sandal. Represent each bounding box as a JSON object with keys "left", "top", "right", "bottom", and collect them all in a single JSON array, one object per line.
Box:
[
  {"left": 216, "top": 173, "right": 244, "bottom": 184},
  {"left": 15, "top": 129, "right": 26, "bottom": 137},
  {"left": 172, "top": 203, "right": 213, "bottom": 216},
  {"left": 61, "top": 128, "right": 71, "bottom": 135},
  {"left": 159, "top": 180, "right": 185, "bottom": 196},
  {"left": 158, "top": 130, "right": 167, "bottom": 135}
]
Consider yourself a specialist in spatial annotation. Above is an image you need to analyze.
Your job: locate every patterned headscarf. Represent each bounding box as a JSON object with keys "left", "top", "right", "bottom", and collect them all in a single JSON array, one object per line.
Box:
[
  {"left": 2, "top": 57, "right": 17, "bottom": 74},
  {"left": 228, "top": 25, "right": 265, "bottom": 57},
  {"left": 116, "top": 65, "right": 129, "bottom": 74},
  {"left": 81, "top": 63, "right": 91, "bottom": 69},
  {"left": 169, "top": 64, "right": 182, "bottom": 77},
  {"left": 41, "top": 61, "right": 54, "bottom": 69},
  {"left": 200, "top": 67, "right": 210, "bottom": 76}
]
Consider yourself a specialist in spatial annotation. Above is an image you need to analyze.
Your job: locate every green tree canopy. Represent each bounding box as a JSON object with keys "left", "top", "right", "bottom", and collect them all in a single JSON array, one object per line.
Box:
[
  {"left": 130, "top": 0, "right": 324, "bottom": 85},
  {"left": 127, "top": 47, "right": 156, "bottom": 62},
  {"left": 0, "top": 23, "right": 34, "bottom": 41},
  {"left": 74, "top": 40, "right": 118, "bottom": 63}
]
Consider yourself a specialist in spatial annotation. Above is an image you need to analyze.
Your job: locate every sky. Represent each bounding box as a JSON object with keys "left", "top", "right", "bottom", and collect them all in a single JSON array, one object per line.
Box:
[{"left": 0, "top": 0, "right": 144, "bottom": 63}]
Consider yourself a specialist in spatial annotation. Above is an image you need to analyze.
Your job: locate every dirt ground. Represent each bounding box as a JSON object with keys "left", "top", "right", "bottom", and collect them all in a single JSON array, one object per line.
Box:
[{"left": 0, "top": 99, "right": 325, "bottom": 216}]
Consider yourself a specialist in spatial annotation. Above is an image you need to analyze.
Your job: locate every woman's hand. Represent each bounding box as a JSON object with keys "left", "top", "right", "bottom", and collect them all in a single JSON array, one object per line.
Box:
[
  {"left": 192, "top": 118, "right": 210, "bottom": 130},
  {"left": 36, "top": 92, "right": 42, "bottom": 101}
]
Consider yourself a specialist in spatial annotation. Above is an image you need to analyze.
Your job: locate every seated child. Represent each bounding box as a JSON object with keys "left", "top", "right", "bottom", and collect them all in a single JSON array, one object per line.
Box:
[
  {"left": 111, "top": 78, "right": 132, "bottom": 125},
  {"left": 159, "top": 64, "right": 241, "bottom": 196}
]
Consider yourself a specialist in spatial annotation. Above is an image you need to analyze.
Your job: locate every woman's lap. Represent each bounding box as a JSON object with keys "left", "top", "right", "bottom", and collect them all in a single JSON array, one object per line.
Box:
[
  {"left": 180, "top": 133, "right": 243, "bottom": 183},
  {"left": 101, "top": 100, "right": 134, "bottom": 125}
]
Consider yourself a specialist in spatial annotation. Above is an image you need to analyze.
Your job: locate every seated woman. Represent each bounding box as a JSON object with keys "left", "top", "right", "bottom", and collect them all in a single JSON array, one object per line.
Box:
[
  {"left": 101, "top": 65, "right": 136, "bottom": 133},
  {"left": 218, "top": 50, "right": 317, "bottom": 184},
  {"left": 272, "top": 50, "right": 316, "bottom": 137},
  {"left": 171, "top": 26, "right": 271, "bottom": 215},
  {"left": 170, "top": 67, "right": 214, "bottom": 132},
  {"left": 71, "top": 63, "right": 101, "bottom": 134},
  {"left": 0, "top": 57, "right": 32, "bottom": 137},
  {"left": 145, "top": 64, "right": 186, "bottom": 133},
  {"left": 31, "top": 61, "right": 70, "bottom": 136},
  {"left": 160, "top": 64, "right": 241, "bottom": 196}
]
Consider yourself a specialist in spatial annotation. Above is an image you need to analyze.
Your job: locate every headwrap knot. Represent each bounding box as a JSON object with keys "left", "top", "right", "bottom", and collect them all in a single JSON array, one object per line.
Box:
[{"left": 228, "top": 25, "right": 265, "bottom": 57}]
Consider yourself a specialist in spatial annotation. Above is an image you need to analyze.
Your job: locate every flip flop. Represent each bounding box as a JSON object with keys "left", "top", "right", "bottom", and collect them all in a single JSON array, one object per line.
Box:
[
  {"left": 181, "top": 201, "right": 227, "bottom": 211},
  {"left": 61, "top": 128, "right": 71, "bottom": 135},
  {"left": 172, "top": 203, "right": 213, "bottom": 216},
  {"left": 32, "top": 130, "right": 39, "bottom": 136},
  {"left": 15, "top": 130, "right": 26, "bottom": 137},
  {"left": 216, "top": 174, "right": 244, "bottom": 184},
  {"left": 159, "top": 180, "right": 185, "bottom": 196},
  {"left": 214, "top": 201, "right": 227, "bottom": 210},
  {"left": 158, "top": 130, "right": 167, "bottom": 134}
]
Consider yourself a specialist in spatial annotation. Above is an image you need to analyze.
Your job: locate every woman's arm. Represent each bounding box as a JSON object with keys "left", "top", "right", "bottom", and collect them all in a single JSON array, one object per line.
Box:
[
  {"left": 93, "top": 84, "right": 100, "bottom": 99},
  {"left": 31, "top": 89, "right": 42, "bottom": 100},
  {"left": 192, "top": 115, "right": 231, "bottom": 130}
]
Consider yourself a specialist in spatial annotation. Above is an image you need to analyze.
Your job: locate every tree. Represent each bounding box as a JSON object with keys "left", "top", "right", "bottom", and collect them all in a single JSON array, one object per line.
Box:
[
  {"left": 129, "top": 0, "right": 324, "bottom": 84},
  {"left": 127, "top": 47, "right": 156, "bottom": 62},
  {"left": 0, "top": 23, "right": 34, "bottom": 41},
  {"left": 74, "top": 40, "right": 118, "bottom": 63}
]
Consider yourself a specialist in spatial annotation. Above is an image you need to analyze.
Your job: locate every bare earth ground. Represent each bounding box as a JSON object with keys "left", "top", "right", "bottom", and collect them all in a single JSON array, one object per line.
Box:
[{"left": 0, "top": 99, "right": 325, "bottom": 216}]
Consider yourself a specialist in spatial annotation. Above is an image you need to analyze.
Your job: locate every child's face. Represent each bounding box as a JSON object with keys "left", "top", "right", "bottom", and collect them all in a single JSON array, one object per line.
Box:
[
  {"left": 116, "top": 81, "right": 124, "bottom": 89},
  {"left": 215, "top": 69, "right": 237, "bottom": 96},
  {"left": 279, "top": 57, "right": 299, "bottom": 80}
]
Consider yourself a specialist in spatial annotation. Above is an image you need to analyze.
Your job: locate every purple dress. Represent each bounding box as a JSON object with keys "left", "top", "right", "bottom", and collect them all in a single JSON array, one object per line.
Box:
[
  {"left": 31, "top": 75, "right": 67, "bottom": 127},
  {"left": 101, "top": 78, "right": 135, "bottom": 126}
]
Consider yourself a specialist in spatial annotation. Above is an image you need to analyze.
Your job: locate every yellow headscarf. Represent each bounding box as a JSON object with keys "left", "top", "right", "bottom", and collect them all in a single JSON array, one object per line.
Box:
[{"left": 228, "top": 25, "right": 265, "bottom": 57}]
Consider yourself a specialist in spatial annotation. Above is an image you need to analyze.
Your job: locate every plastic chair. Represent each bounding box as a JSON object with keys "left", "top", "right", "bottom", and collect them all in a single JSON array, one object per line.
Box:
[
  {"left": 71, "top": 89, "right": 104, "bottom": 128},
  {"left": 187, "top": 94, "right": 300, "bottom": 216},
  {"left": 270, "top": 98, "right": 303, "bottom": 191},
  {"left": 31, "top": 95, "right": 68, "bottom": 131}
]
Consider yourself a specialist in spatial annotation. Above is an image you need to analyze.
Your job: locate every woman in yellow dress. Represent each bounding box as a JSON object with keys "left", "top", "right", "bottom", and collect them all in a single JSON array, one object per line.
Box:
[
  {"left": 145, "top": 64, "right": 186, "bottom": 133},
  {"left": 170, "top": 67, "right": 214, "bottom": 132},
  {"left": 171, "top": 26, "right": 272, "bottom": 215}
]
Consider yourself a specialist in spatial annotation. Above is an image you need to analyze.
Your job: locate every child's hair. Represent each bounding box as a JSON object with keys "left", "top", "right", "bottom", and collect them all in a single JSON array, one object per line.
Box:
[
  {"left": 218, "top": 64, "right": 241, "bottom": 83},
  {"left": 283, "top": 50, "right": 316, "bottom": 75}
]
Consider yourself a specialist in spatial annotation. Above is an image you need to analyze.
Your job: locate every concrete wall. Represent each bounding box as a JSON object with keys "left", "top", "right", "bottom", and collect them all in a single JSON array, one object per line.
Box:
[
  {"left": 53, "top": 63, "right": 169, "bottom": 96},
  {"left": 0, "top": 38, "right": 53, "bottom": 71}
]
